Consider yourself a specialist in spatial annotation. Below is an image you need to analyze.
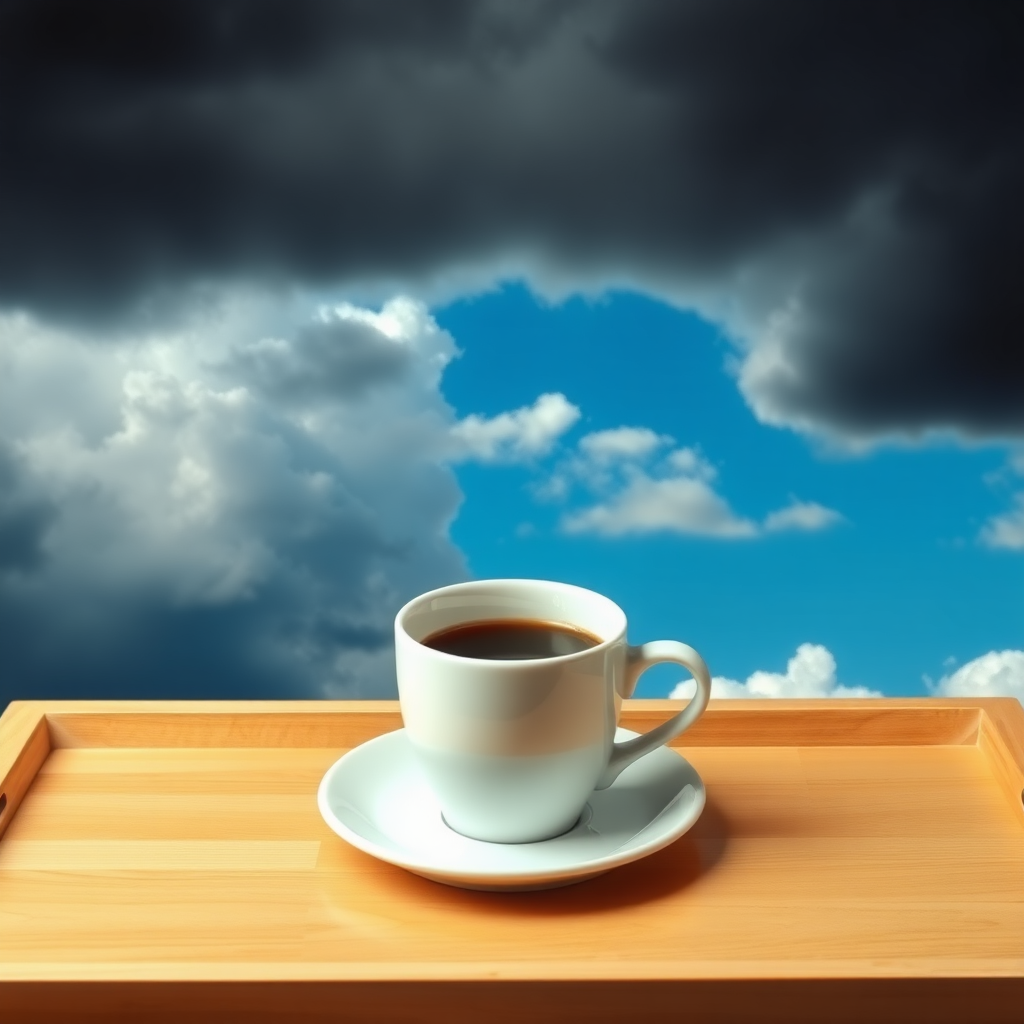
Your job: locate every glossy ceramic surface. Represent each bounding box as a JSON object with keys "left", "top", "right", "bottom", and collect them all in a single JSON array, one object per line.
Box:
[
  {"left": 317, "top": 727, "right": 706, "bottom": 891},
  {"left": 395, "top": 578, "right": 711, "bottom": 842}
]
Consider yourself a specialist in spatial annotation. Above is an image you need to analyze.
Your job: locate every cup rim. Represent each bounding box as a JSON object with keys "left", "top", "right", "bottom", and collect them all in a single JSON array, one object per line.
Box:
[{"left": 395, "top": 578, "right": 627, "bottom": 665}]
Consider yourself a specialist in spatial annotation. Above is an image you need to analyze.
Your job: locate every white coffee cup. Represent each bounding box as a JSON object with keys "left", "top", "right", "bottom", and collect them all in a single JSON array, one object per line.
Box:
[{"left": 395, "top": 578, "right": 711, "bottom": 844}]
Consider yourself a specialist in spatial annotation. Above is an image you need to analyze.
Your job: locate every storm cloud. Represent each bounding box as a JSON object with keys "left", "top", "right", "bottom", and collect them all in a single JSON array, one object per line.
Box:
[
  {"left": 0, "top": 295, "right": 471, "bottom": 707},
  {"left": 0, "top": 0, "right": 1020, "bottom": 438}
]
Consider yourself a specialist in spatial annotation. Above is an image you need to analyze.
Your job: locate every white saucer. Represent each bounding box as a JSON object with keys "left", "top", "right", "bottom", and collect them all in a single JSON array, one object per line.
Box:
[{"left": 317, "top": 728, "right": 705, "bottom": 891}]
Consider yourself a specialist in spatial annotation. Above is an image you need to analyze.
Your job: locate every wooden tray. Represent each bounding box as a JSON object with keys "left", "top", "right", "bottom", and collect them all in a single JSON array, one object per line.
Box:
[{"left": 1, "top": 698, "right": 1022, "bottom": 1023}]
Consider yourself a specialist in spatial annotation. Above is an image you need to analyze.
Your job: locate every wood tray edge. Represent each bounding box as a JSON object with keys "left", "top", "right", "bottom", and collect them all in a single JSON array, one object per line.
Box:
[
  {"left": 0, "top": 704, "right": 49, "bottom": 842},
  {"left": 978, "top": 701, "right": 1024, "bottom": 826},
  {"left": 2, "top": 977, "right": 1023, "bottom": 1024},
  {"left": 3, "top": 697, "right": 1023, "bottom": 834}
]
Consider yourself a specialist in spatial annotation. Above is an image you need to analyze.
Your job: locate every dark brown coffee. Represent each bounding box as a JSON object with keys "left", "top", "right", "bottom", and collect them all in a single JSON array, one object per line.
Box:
[{"left": 421, "top": 618, "right": 602, "bottom": 660}]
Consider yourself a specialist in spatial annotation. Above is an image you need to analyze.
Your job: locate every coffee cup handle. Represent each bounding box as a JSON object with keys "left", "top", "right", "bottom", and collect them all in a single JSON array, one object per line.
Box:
[{"left": 596, "top": 641, "right": 712, "bottom": 790}]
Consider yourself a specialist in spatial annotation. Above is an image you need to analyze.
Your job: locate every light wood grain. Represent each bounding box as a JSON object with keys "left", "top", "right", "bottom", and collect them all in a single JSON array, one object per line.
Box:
[
  {"left": 0, "top": 702, "right": 50, "bottom": 841},
  {"left": 16, "top": 696, "right": 997, "bottom": 748},
  {"left": 0, "top": 840, "right": 321, "bottom": 871},
  {"left": 978, "top": 699, "right": 1024, "bottom": 826},
  {"left": 40, "top": 700, "right": 400, "bottom": 748},
  {"left": 0, "top": 698, "right": 1021, "bottom": 1023}
]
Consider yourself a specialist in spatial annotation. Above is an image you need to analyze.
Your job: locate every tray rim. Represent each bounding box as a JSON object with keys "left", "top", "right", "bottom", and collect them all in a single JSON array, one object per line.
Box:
[{"left": 2, "top": 697, "right": 1023, "bottom": 842}]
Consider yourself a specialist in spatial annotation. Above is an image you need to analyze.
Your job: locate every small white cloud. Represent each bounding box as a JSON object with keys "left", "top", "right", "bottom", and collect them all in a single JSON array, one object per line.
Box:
[
  {"left": 451, "top": 392, "right": 580, "bottom": 462},
  {"left": 563, "top": 473, "right": 757, "bottom": 538},
  {"left": 665, "top": 446, "right": 717, "bottom": 480},
  {"left": 540, "top": 426, "right": 681, "bottom": 498},
  {"left": 578, "top": 426, "right": 671, "bottom": 462},
  {"left": 935, "top": 650, "right": 1024, "bottom": 702},
  {"left": 540, "top": 423, "right": 838, "bottom": 543},
  {"left": 980, "top": 494, "right": 1024, "bottom": 550},
  {"left": 669, "top": 643, "right": 882, "bottom": 699},
  {"left": 531, "top": 472, "right": 571, "bottom": 502},
  {"left": 551, "top": 427, "right": 750, "bottom": 538},
  {"left": 763, "top": 499, "right": 844, "bottom": 533},
  {"left": 983, "top": 450, "right": 1024, "bottom": 489},
  {"left": 979, "top": 452, "right": 1024, "bottom": 550}
]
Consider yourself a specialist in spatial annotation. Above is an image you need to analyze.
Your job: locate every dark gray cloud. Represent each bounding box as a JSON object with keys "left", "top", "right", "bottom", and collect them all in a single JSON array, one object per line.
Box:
[
  {"left": 221, "top": 315, "right": 414, "bottom": 403},
  {"left": 0, "top": 444, "right": 56, "bottom": 573},
  {"left": 0, "top": 0, "right": 1020, "bottom": 436}
]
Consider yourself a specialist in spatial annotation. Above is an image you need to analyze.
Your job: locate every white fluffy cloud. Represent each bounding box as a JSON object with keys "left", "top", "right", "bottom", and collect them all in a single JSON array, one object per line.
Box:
[
  {"left": 579, "top": 427, "right": 671, "bottom": 462},
  {"left": 979, "top": 452, "right": 1024, "bottom": 551},
  {"left": 564, "top": 473, "right": 758, "bottom": 538},
  {"left": 554, "top": 426, "right": 841, "bottom": 540},
  {"left": 980, "top": 495, "right": 1024, "bottom": 550},
  {"left": 450, "top": 392, "right": 580, "bottom": 462},
  {"left": 935, "top": 651, "right": 1024, "bottom": 702},
  {"left": 665, "top": 447, "right": 718, "bottom": 480},
  {"left": 0, "top": 294, "right": 501, "bottom": 699},
  {"left": 669, "top": 643, "right": 882, "bottom": 699},
  {"left": 764, "top": 500, "right": 845, "bottom": 533}
]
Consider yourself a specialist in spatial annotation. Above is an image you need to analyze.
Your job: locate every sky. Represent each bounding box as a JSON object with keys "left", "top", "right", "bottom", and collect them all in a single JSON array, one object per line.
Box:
[{"left": 0, "top": 0, "right": 1021, "bottom": 711}]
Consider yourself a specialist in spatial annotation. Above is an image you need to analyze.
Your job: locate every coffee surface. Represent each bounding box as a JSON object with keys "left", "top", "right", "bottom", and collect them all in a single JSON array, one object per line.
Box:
[{"left": 421, "top": 618, "right": 602, "bottom": 660}]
